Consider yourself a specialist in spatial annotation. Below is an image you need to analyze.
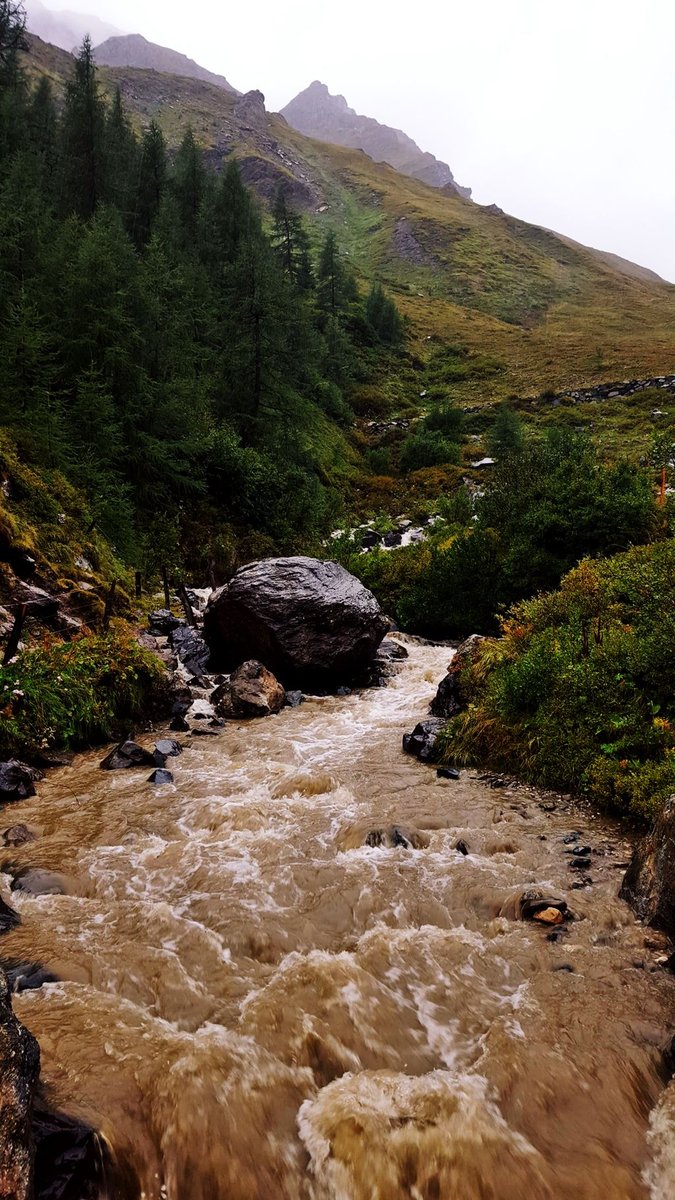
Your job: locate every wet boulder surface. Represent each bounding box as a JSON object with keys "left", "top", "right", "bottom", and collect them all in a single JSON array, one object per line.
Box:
[
  {"left": 621, "top": 795, "right": 675, "bottom": 934},
  {"left": 0, "top": 971, "right": 39, "bottom": 1200},
  {"left": 203, "top": 556, "right": 388, "bottom": 687}
]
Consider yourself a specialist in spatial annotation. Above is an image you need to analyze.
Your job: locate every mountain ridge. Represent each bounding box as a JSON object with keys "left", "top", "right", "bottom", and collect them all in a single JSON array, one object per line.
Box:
[
  {"left": 24, "top": 0, "right": 123, "bottom": 50},
  {"left": 94, "top": 32, "right": 239, "bottom": 94},
  {"left": 281, "top": 80, "right": 471, "bottom": 198}
]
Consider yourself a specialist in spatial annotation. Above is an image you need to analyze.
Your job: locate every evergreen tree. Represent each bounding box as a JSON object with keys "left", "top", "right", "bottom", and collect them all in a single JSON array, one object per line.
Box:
[
  {"left": 488, "top": 401, "right": 524, "bottom": 457},
  {"left": 59, "top": 36, "right": 108, "bottom": 219},
  {"left": 0, "top": 0, "right": 26, "bottom": 161},
  {"left": 365, "top": 282, "right": 403, "bottom": 346},
  {"left": 28, "top": 76, "right": 58, "bottom": 196},
  {"left": 132, "top": 120, "right": 167, "bottom": 247},
  {"left": 105, "top": 87, "right": 138, "bottom": 219},
  {"left": 271, "top": 187, "right": 312, "bottom": 291},
  {"left": 171, "top": 127, "right": 206, "bottom": 251}
]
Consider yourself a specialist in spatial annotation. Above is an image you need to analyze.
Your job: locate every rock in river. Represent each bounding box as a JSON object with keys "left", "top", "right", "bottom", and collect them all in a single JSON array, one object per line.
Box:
[
  {"left": 0, "top": 761, "right": 41, "bottom": 804},
  {"left": 203, "top": 557, "right": 388, "bottom": 687},
  {"left": 402, "top": 719, "right": 446, "bottom": 762},
  {"left": 100, "top": 741, "right": 159, "bottom": 771},
  {"left": 212, "top": 660, "right": 286, "bottom": 719},
  {"left": 621, "top": 795, "right": 675, "bottom": 934}
]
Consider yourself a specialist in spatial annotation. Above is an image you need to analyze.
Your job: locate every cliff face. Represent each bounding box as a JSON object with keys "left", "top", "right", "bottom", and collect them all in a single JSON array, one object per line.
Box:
[
  {"left": 281, "top": 81, "right": 471, "bottom": 197},
  {"left": 94, "top": 34, "right": 239, "bottom": 94}
]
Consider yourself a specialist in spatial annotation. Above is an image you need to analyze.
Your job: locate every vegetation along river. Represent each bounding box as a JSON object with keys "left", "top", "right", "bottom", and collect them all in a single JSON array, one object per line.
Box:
[{"left": 3, "top": 639, "right": 675, "bottom": 1199}]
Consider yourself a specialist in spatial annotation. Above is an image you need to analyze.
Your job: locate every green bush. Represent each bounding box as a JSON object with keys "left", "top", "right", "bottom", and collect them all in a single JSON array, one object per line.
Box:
[
  {"left": 441, "top": 541, "right": 675, "bottom": 819},
  {"left": 0, "top": 634, "right": 168, "bottom": 759},
  {"left": 399, "top": 430, "right": 461, "bottom": 472}
]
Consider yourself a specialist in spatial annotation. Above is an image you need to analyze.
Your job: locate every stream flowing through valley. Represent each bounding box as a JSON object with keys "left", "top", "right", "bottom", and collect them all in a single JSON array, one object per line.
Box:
[{"left": 2, "top": 639, "right": 675, "bottom": 1199}]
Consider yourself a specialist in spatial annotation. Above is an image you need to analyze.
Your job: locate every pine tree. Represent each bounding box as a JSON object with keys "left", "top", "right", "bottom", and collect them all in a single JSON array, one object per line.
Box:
[
  {"left": 488, "top": 402, "right": 524, "bottom": 457},
  {"left": 171, "top": 127, "right": 206, "bottom": 251},
  {"left": 0, "top": 0, "right": 27, "bottom": 161},
  {"left": 105, "top": 87, "right": 138, "bottom": 219},
  {"left": 132, "top": 120, "right": 167, "bottom": 247},
  {"left": 271, "top": 187, "right": 312, "bottom": 291},
  {"left": 59, "top": 36, "right": 108, "bottom": 219},
  {"left": 28, "top": 76, "right": 58, "bottom": 196}
]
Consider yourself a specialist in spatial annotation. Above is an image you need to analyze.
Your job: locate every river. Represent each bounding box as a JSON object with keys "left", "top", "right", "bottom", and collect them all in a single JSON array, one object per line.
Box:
[{"left": 2, "top": 639, "right": 675, "bottom": 1199}]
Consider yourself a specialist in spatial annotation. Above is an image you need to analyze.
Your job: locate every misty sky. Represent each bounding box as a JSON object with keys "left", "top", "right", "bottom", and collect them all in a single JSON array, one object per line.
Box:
[{"left": 42, "top": 0, "right": 675, "bottom": 282}]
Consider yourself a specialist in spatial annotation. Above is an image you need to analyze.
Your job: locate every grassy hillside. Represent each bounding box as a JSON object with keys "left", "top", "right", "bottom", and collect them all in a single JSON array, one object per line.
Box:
[{"left": 23, "top": 35, "right": 675, "bottom": 408}]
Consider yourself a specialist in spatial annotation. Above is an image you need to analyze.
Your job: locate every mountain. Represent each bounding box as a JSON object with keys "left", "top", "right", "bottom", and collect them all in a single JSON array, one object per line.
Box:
[
  {"left": 21, "top": 36, "right": 675, "bottom": 404},
  {"left": 94, "top": 33, "right": 239, "bottom": 94},
  {"left": 281, "top": 81, "right": 471, "bottom": 198},
  {"left": 24, "top": 0, "right": 123, "bottom": 50}
]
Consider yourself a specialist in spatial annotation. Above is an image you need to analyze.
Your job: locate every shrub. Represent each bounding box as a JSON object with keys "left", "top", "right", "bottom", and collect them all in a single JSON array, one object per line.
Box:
[
  {"left": 441, "top": 540, "right": 675, "bottom": 819},
  {"left": 399, "top": 430, "right": 461, "bottom": 472},
  {"left": 0, "top": 634, "right": 168, "bottom": 759}
]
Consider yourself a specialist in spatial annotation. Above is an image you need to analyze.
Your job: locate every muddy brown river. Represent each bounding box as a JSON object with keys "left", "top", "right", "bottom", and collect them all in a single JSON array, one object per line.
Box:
[{"left": 2, "top": 639, "right": 675, "bottom": 1198}]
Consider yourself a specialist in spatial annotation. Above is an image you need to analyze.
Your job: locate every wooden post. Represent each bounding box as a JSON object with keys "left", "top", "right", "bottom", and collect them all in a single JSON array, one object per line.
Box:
[
  {"left": 3, "top": 603, "right": 28, "bottom": 667},
  {"left": 178, "top": 584, "right": 196, "bottom": 628},
  {"left": 102, "top": 580, "right": 117, "bottom": 632},
  {"left": 659, "top": 467, "right": 667, "bottom": 507},
  {"left": 135, "top": 570, "right": 142, "bottom": 599},
  {"left": 161, "top": 566, "right": 171, "bottom": 610}
]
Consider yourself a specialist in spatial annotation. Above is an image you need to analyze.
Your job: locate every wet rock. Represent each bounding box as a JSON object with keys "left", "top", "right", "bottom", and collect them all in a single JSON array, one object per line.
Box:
[
  {"left": 364, "top": 825, "right": 429, "bottom": 849},
  {"left": 169, "top": 625, "right": 211, "bottom": 677},
  {"left": 148, "top": 609, "right": 182, "bottom": 635},
  {"left": 571, "top": 876, "right": 593, "bottom": 890},
  {"left": 13, "top": 582, "right": 59, "bottom": 620},
  {"left": 455, "top": 839, "right": 470, "bottom": 856},
  {"left": 3, "top": 960, "right": 58, "bottom": 993},
  {"left": 2, "top": 824, "right": 36, "bottom": 848},
  {"left": 437, "top": 767, "right": 460, "bottom": 780},
  {"left": 169, "top": 714, "right": 190, "bottom": 732},
  {"left": 621, "top": 796, "right": 675, "bottom": 935},
  {"left": 381, "top": 530, "right": 402, "bottom": 547},
  {"left": 563, "top": 832, "right": 580, "bottom": 844},
  {"left": 375, "top": 638, "right": 409, "bottom": 662},
  {"left": 336, "top": 686, "right": 351, "bottom": 697},
  {"left": 148, "top": 769, "right": 174, "bottom": 785},
  {"left": 533, "top": 907, "right": 565, "bottom": 926},
  {"left": 402, "top": 718, "right": 445, "bottom": 762},
  {"left": 572, "top": 845, "right": 592, "bottom": 856},
  {"left": 553, "top": 963, "right": 575, "bottom": 973},
  {"left": 430, "top": 634, "right": 485, "bottom": 718},
  {"left": 0, "top": 897, "right": 20, "bottom": 933},
  {"left": 33, "top": 1099, "right": 110, "bottom": 1200},
  {"left": 212, "top": 660, "right": 286, "bottom": 719},
  {"left": 0, "top": 761, "right": 41, "bottom": 803},
  {"left": 0, "top": 971, "right": 40, "bottom": 1199},
  {"left": 569, "top": 856, "right": 592, "bottom": 870},
  {"left": 284, "top": 690, "right": 304, "bottom": 708},
  {"left": 10, "top": 869, "right": 66, "bottom": 896},
  {"left": 100, "top": 741, "right": 159, "bottom": 771},
  {"left": 204, "top": 556, "right": 388, "bottom": 687},
  {"left": 154, "top": 739, "right": 182, "bottom": 760},
  {"left": 502, "top": 889, "right": 569, "bottom": 921}
]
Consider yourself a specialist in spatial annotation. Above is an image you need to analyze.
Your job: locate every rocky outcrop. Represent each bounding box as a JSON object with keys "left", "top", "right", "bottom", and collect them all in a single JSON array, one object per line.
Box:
[
  {"left": 0, "top": 972, "right": 40, "bottom": 1199},
  {"left": 204, "top": 557, "right": 388, "bottom": 687},
  {"left": 281, "top": 82, "right": 471, "bottom": 197},
  {"left": 212, "top": 660, "right": 285, "bottom": 719},
  {"left": 621, "top": 797, "right": 675, "bottom": 934},
  {"left": 169, "top": 625, "right": 211, "bottom": 678},
  {"left": 430, "top": 635, "right": 485, "bottom": 718}
]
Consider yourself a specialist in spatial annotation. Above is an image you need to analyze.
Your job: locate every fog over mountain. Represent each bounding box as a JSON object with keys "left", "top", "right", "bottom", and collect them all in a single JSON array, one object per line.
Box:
[{"left": 30, "top": 0, "right": 675, "bottom": 282}]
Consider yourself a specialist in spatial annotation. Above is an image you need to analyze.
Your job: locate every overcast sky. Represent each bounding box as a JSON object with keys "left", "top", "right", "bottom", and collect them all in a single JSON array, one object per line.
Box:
[{"left": 44, "top": 0, "right": 675, "bottom": 282}]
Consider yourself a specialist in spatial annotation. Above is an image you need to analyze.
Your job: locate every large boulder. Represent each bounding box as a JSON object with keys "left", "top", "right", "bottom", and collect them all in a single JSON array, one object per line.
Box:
[
  {"left": 169, "top": 625, "right": 212, "bottom": 678},
  {"left": 430, "top": 634, "right": 485, "bottom": 717},
  {"left": 203, "top": 557, "right": 388, "bottom": 686},
  {"left": 0, "top": 972, "right": 40, "bottom": 1199},
  {"left": 212, "top": 660, "right": 285, "bottom": 719},
  {"left": 621, "top": 796, "right": 675, "bottom": 934}
]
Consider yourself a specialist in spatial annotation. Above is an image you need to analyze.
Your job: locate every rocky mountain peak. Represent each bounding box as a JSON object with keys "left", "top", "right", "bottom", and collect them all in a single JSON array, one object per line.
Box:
[{"left": 281, "top": 82, "right": 470, "bottom": 197}]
